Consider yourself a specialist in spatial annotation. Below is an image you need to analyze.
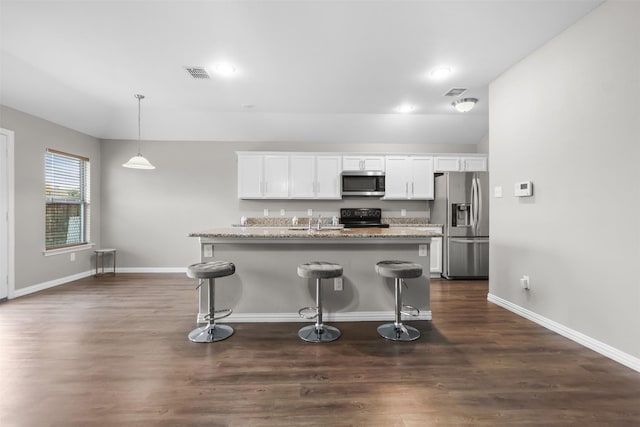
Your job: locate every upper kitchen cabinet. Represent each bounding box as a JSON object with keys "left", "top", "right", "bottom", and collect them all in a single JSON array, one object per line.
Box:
[
  {"left": 237, "top": 154, "right": 289, "bottom": 199},
  {"left": 290, "top": 155, "right": 342, "bottom": 199},
  {"left": 434, "top": 155, "right": 487, "bottom": 172},
  {"left": 383, "top": 156, "right": 434, "bottom": 200},
  {"left": 342, "top": 155, "right": 385, "bottom": 172}
]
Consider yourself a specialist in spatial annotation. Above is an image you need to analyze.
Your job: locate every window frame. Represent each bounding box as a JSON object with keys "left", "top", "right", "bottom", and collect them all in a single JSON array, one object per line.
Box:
[{"left": 44, "top": 148, "right": 92, "bottom": 253}]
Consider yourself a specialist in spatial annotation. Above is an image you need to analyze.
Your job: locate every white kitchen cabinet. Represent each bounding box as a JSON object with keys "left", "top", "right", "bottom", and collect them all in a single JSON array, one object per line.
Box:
[
  {"left": 383, "top": 156, "right": 434, "bottom": 200},
  {"left": 237, "top": 154, "right": 289, "bottom": 199},
  {"left": 237, "top": 155, "right": 264, "bottom": 198},
  {"left": 421, "top": 226, "right": 443, "bottom": 275},
  {"left": 461, "top": 156, "right": 487, "bottom": 172},
  {"left": 434, "top": 156, "right": 461, "bottom": 172},
  {"left": 290, "top": 155, "right": 341, "bottom": 199},
  {"left": 315, "top": 156, "right": 342, "bottom": 199},
  {"left": 342, "top": 155, "right": 385, "bottom": 171},
  {"left": 435, "top": 155, "right": 487, "bottom": 172}
]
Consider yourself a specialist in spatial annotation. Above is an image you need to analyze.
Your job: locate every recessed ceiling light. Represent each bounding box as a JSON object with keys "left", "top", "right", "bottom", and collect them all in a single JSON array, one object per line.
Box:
[
  {"left": 395, "top": 104, "right": 416, "bottom": 114},
  {"left": 429, "top": 66, "right": 452, "bottom": 79},
  {"left": 210, "top": 62, "right": 237, "bottom": 77}
]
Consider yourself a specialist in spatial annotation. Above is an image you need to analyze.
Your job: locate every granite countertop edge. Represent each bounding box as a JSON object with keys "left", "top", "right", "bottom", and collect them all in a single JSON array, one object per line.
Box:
[{"left": 189, "top": 226, "right": 442, "bottom": 239}]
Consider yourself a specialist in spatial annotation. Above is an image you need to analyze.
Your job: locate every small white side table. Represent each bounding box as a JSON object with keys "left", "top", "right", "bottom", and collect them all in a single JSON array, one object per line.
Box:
[{"left": 95, "top": 249, "right": 117, "bottom": 276}]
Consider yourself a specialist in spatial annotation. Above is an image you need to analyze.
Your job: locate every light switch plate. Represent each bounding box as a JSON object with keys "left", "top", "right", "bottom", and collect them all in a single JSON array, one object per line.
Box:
[
  {"left": 263, "top": 208, "right": 269, "bottom": 216},
  {"left": 334, "top": 277, "right": 343, "bottom": 291},
  {"left": 307, "top": 209, "right": 313, "bottom": 216},
  {"left": 494, "top": 186, "right": 503, "bottom": 198}
]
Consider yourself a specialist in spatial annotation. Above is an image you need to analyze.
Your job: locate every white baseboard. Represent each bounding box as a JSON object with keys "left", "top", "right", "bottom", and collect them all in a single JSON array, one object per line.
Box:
[
  {"left": 116, "top": 267, "right": 187, "bottom": 273},
  {"left": 13, "top": 270, "right": 94, "bottom": 298},
  {"left": 197, "top": 310, "right": 432, "bottom": 323},
  {"left": 487, "top": 293, "right": 640, "bottom": 374}
]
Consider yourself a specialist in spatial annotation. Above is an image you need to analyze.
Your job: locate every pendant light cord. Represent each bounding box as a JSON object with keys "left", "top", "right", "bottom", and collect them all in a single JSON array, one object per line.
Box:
[{"left": 135, "top": 94, "right": 145, "bottom": 155}]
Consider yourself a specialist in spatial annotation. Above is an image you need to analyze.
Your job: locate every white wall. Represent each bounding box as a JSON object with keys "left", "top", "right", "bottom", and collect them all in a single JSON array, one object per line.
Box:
[
  {"left": 489, "top": 1, "right": 640, "bottom": 361},
  {"left": 100, "top": 140, "right": 478, "bottom": 268},
  {"left": 0, "top": 106, "right": 102, "bottom": 291}
]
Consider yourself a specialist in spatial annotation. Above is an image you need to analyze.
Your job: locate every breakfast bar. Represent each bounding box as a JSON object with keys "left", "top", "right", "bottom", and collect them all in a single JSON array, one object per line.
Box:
[{"left": 188, "top": 226, "right": 439, "bottom": 323}]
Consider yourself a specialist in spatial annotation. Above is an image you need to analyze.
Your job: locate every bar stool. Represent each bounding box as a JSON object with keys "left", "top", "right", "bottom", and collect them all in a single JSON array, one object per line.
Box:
[
  {"left": 375, "top": 260, "right": 422, "bottom": 341},
  {"left": 186, "top": 261, "right": 236, "bottom": 343},
  {"left": 297, "top": 261, "right": 342, "bottom": 343}
]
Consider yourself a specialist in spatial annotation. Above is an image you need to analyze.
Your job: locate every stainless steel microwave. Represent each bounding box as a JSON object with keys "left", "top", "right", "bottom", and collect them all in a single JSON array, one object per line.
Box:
[{"left": 341, "top": 171, "right": 385, "bottom": 196}]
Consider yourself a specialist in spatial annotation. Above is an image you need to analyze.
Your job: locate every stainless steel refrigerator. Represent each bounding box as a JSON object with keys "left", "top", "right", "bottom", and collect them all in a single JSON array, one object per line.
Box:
[{"left": 431, "top": 172, "right": 489, "bottom": 279}]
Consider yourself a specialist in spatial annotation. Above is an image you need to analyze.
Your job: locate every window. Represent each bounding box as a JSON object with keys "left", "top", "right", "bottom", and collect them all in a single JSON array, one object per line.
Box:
[{"left": 45, "top": 149, "right": 90, "bottom": 250}]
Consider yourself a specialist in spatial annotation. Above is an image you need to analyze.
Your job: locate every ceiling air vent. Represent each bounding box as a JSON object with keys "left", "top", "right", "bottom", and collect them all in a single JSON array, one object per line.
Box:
[
  {"left": 184, "top": 66, "right": 211, "bottom": 79},
  {"left": 443, "top": 88, "right": 467, "bottom": 97}
]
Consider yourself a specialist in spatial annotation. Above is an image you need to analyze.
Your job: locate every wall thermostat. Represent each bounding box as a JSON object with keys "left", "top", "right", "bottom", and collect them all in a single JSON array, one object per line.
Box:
[{"left": 514, "top": 181, "right": 533, "bottom": 197}]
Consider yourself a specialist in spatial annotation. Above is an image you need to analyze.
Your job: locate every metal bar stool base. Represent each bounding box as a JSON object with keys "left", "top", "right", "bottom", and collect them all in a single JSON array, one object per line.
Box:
[
  {"left": 188, "top": 324, "right": 234, "bottom": 343},
  {"left": 377, "top": 323, "right": 420, "bottom": 342},
  {"left": 298, "top": 324, "right": 341, "bottom": 343}
]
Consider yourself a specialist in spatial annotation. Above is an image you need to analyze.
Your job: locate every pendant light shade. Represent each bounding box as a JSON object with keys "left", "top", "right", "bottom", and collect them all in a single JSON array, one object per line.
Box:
[{"left": 123, "top": 94, "right": 155, "bottom": 170}]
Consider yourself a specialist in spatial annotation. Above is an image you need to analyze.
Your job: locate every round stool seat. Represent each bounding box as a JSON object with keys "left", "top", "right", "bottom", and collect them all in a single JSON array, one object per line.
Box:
[
  {"left": 187, "top": 261, "right": 235, "bottom": 280},
  {"left": 297, "top": 262, "right": 343, "bottom": 279},
  {"left": 375, "top": 260, "right": 422, "bottom": 279}
]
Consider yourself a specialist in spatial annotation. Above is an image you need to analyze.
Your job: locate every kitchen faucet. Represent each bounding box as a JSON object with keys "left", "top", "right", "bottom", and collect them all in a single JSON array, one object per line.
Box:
[{"left": 316, "top": 214, "right": 322, "bottom": 231}]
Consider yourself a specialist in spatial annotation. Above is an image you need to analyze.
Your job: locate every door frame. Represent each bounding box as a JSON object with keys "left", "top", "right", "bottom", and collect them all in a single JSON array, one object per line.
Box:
[{"left": 0, "top": 128, "right": 15, "bottom": 300}]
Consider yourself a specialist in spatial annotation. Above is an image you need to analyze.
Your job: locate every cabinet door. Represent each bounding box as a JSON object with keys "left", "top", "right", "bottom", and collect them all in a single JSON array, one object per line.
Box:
[
  {"left": 264, "top": 155, "right": 289, "bottom": 198},
  {"left": 430, "top": 237, "right": 443, "bottom": 274},
  {"left": 411, "top": 157, "right": 434, "bottom": 200},
  {"left": 290, "top": 155, "right": 315, "bottom": 198},
  {"left": 342, "top": 156, "right": 364, "bottom": 171},
  {"left": 434, "top": 156, "right": 461, "bottom": 172},
  {"left": 363, "top": 156, "right": 385, "bottom": 171},
  {"left": 384, "top": 156, "right": 410, "bottom": 199},
  {"left": 461, "top": 156, "right": 487, "bottom": 172},
  {"left": 315, "top": 156, "right": 342, "bottom": 199},
  {"left": 237, "top": 155, "right": 264, "bottom": 199}
]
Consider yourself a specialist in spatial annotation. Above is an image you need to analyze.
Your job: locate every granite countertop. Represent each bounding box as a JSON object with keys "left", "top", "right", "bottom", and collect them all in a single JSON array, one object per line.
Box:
[{"left": 189, "top": 226, "right": 442, "bottom": 239}]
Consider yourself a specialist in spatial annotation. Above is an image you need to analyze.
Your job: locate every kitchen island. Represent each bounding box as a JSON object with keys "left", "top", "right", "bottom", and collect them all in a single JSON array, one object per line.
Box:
[{"left": 188, "top": 227, "right": 439, "bottom": 323}]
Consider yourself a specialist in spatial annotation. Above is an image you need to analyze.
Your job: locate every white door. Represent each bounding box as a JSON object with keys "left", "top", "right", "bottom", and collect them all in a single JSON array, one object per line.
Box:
[
  {"left": 0, "top": 128, "right": 14, "bottom": 300},
  {"left": 263, "top": 155, "right": 289, "bottom": 198},
  {"left": 237, "top": 155, "right": 264, "bottom": 199},
  {"left": 411, "top": 157, "right": 434, "bottom": 200},
  {"left": 290, "top": 155, "right": 315, "bottom": 198},
  {"left": 384, "top": 156, "right": 410, "bottom": 199},
  {"left": 315, "top": 156, "right": 341, "bottom": 199}
]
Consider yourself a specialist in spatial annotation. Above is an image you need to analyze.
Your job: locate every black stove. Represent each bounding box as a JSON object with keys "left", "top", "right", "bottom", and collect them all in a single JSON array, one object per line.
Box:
[{"left": 339, "top": 208, "right": 390, "bottom": 228}]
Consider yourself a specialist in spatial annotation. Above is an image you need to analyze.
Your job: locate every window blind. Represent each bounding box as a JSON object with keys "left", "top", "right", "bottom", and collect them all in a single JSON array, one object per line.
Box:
[{"left": 45, "top": 149, "right": 90, "bottom": 250}]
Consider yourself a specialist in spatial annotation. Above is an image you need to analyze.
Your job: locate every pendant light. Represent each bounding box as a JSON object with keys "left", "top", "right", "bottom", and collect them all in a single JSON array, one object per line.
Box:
[{"left": 122, "top": 94, "right": 155, "bottom": 169}]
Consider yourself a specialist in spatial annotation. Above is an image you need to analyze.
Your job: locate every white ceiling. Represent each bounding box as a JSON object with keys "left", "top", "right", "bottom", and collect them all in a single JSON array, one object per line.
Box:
[{"left": 0, "top": 0, "right": 602, "bottom": 145}]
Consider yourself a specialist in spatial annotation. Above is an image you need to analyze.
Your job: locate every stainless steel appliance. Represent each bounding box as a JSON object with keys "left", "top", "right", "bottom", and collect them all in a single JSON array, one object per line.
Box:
[
  {"left": 341, "top": 171, "right": 385, "bottom": 197},
  {"left": 339, "top": 208, "right": 390, "bottom": 228},
  {"left": 431, "top": 172, "right": 489, "bottom": 279}
]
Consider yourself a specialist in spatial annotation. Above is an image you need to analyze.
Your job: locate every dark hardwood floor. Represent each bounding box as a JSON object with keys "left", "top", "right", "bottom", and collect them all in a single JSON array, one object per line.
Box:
[{"left": 1, "top": 274, "right": 639, "bottom": 426}]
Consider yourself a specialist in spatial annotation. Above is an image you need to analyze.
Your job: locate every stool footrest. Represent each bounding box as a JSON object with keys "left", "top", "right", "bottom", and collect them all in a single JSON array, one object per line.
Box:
[
  {"left": 298, "top": 306, "right": 319, "bottom": 320},
  {"left": 204, "top": 308, "right": 233, "bottom": 321},
  {"left": 400, "top": 304, "right": 420, "bottom": 317}
]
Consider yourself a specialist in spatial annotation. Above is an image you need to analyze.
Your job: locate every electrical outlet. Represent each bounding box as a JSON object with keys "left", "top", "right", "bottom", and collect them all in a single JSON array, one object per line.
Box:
[
  {"left": 280, "top": 209, "right": 286, "bottom": 216},
  {"left": 203, "top": 244, "right": 213, "bottom": 258},
  {"left": 334, "top": 277, "right": 343, "bottom": 291},
  {"left": 494, "top": 186, "right": 503, "bottom": 198},
  {"left": 263, "top": 208, "right": 269, "bottom": 217},
  {"left": 520, "top": 275, "right": 530, "bottom": 290},
  {"left": 419, "top": 245, "right": 428, "bottom": 256},
  {"left": 70, "top": 252, "right": 75, "bottom": 262},
  {"left": 401, "top": 209, "right": 407, "bottom": 217},
  {"left": 307, "top": 209, "right": 313, "bottom": 216}
]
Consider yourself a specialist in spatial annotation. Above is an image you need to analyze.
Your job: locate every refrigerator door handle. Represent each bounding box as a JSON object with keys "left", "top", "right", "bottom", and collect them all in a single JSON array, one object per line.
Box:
[
  {"left": 470, "top": 176, "right": 478, "bottom": 231},
  {"left": 476, "top": 175, "right": 482, "bottom": 234},
  {"left": 450, "top": 238, "right": 490, "bottom": 244}
]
